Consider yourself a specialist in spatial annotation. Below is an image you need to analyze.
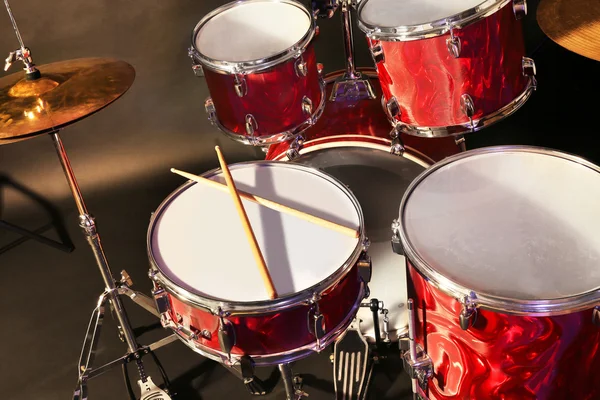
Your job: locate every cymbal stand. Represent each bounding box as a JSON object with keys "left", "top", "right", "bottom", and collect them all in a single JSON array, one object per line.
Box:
[
  {"left": 329, "top": 0, "right": 375, "bottom": 101},
  {"left": 49, "top": 131, "right": 178, "bottom": 400}
]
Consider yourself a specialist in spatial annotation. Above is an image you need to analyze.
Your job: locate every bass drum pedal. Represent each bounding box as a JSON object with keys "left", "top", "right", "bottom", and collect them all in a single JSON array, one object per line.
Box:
[{"left": 333, "top": 319, "right": 373, "bottom": 400}]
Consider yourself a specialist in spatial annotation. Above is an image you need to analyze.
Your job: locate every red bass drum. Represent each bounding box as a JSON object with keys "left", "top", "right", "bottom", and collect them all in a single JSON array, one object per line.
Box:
[
  {"left": 266, "top": 68, "right": 462, "bottom": 162},
  {"left": 357, "top": 0, "right": 537, "bottom": 137},
  {"left": 393, "top": 146, "right": 600, "bottom": 399}
]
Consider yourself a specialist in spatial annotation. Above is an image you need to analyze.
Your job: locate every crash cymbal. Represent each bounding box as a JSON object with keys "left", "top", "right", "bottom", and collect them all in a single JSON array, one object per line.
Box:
[
  {"left": 537, "top": 0, "right": 600, "bottom": 62},
  {"left": 0, "top": 57, "right": 135, "bottom": 143}
]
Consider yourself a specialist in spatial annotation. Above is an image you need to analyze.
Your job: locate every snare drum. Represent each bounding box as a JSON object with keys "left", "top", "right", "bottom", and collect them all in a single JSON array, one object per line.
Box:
[
  {"left": 357, "top": 0, "right": 537, "bottom": 137},
  {"left": 148, "top": 162, "right": 369, "bottom": 366},
  {"left": 393, "top": 147, "right": 600, "bottom": 399},
  {"left": 266, "top": 68, "right": 462, "bottom": 163},
  {"left": 190, "top": 0, "right": 325, "bottom": 145}
]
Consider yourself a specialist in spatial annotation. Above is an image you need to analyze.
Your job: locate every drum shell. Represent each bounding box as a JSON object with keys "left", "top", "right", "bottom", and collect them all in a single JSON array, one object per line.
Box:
[
  {"left": 369, "top": 2, "right": 528, "bottom": 131},
  {"left": 265, "top": 68, "right": 461, "bottom": 162},
  {"left": 407, "top": 260, "right": 600, "bottom": 399},
  {"left": 203, "top": 43, "right": 323, "bottom": 143},
  {"left": 155, "top": 262, "right": 362, "bottom": 363}
]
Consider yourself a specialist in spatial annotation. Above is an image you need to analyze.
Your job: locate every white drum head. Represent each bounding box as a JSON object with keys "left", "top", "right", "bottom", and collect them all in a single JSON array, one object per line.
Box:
[
  {"left": 195, "top": 0, "right": 311, "bottom": 63},
  {"left": 402, "top": 149, "right": 600, "bottom": 303},
  {"left": 359, "top": 0, "right": 488, "bottom": 28},
  {"left": 150, "top": 162, "right": 361, "bottom": 302},
  {"left": 292, "top": 146, "right": 427, "bottom": 341}
]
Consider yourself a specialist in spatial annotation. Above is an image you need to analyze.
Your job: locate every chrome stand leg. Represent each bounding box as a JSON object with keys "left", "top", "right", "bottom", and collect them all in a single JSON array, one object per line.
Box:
[
  {"left": 278, "top": 363, "right": 307, "bottom": 400},
  {"left": 49, "top": 131, "right": 172, "bottom": 400}
]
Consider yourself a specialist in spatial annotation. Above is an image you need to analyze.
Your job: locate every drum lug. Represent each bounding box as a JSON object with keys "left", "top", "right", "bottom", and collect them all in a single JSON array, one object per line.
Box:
[
  {"left": 513, "top": 0, "right": 527, "bottom": 20},
  {"left": 391, "top": 219, "right": 404, "bottom": 255},
  {"left": 295, "top": 56, "right": 308, "bottom": 77},
  {"left": 460, "top": 94, "right": 475, "bottom": 118},
  {"left": 234, "top": 74, "right": 248, "bottom": 97},
  {"left": 188, "top": 47, "right": 204, "bottom": 77},
  {"left": 403, "top": 299, "right": 433, "bottom": 399},
  {"left": 152, "top": 288, "right": 171, "bottom": 315},
  {"left": 446, "top": 29, "right": 461, "bottom": 58},
  {"left": 369, "top": 42, "right": 385, "bottom": 64},
  {"left": 245, "top": 114, "right": 258, "bottom": 137},
  {"left": 307, "top": 294, "right": 326, "bottom": 349},
  {"left": 459, "top": 291, "right": 478, "bottom": 330},
  {"left": 593, "top": 306, "right": 600, "bottom": 327},
  {"left": 384, "top": 96, "right": 400, "bottom": 120},
  {"left": 522, "top": 57, "right": 537, "bottom": 77},
  {"left": 357, "top": 250, "right": 372, "bottom": 285},
  {"left": 218, "top": 311, "right": 237, "bottom": 360},
  {"left": 302, "top": 96, "right": 313, "bottom": 115},
  {"left": 205, "top": 97, "right": 217, "bottom": 124}
]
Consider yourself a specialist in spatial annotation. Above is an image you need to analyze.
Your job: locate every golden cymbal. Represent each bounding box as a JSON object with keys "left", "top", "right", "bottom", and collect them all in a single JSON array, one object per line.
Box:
[
  {"left": 0, "top": 57, "right": 135, "bottom": 143},
  {"left": 537, "top": 0, "right": 600, "bottom": 62}
]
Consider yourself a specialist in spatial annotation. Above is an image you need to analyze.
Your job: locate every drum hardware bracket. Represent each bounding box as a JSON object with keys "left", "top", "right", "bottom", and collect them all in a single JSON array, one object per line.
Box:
[
  {"left": 404, "top": 299, "right": 432, "bottom": 400},
  {"left": 360, "top": 298, "right": 391, "bottom": 346},
  {"left": 188, "top": 47, "right": 204, "bottom": 77},
  {"left": 302, "top": 96, "right": 313, "bottom": 115},
  {"left": 279, "top": 363, "right": 308, "bottom": 400},
  {"left": 295, "top": 56, "right": 308, "bottom": 77},
  {"left": 460, "top": 94, "right": 476, "bottom": 132},
  {"left": 593, "top": 306, "right": 600, "bottom": 327},
  {"left": 391, "top": 218, "right": 404, "bottom": 254},
  {"left": 446, "top": 29, "right": 462, "bottom": 59},
  {"left": 389, "top": 127, "right": 406, "bottom": 156},
  {"left": 455, "top": 135, "right": 467, "bottom": 152},
  {"left": 368, "top": 42, "right": 385, "bottom": 65},
  {"left": 512, "top": 0, "right": 527, "bottom": 20},
  {"left": 357, "top": 251, "right": 372, "bottom": 285},
  {"left": 286, "top": 134, "right": 305, "bottom": 159},
  {"left": 330, "top": 75, "right": 376, "bottom": 102},
  {"left": 459, "top": 291, "right": 478, "bottom": 330},
  {"left": 307, "top": 293, "right": 326, "bottom": 348},
  {"left": 234, "top": 74, "right": 248, "bottom": 97},
  {"left": 522, "top": 57, "right": 537, "bottom": 80},
  {"left": 218, "top": 309, "right": 237, "bottom": 361},
  {"left": 245, "top": 114, "right": 259, "bottom": 139}
]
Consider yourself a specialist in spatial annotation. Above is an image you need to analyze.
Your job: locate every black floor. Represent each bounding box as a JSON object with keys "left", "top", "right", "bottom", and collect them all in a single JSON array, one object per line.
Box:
[{"left": 1, "top": 1, "right": 600, "bottom": 399}]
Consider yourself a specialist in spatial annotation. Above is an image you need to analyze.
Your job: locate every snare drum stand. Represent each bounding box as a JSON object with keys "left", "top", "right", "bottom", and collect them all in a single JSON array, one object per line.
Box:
[{"left": 49, "top": 131, "right": 179, "bottom": 400}]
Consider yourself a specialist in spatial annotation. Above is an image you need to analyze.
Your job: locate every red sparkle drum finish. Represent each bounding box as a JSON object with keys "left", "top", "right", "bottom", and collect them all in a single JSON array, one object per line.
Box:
[
  {"left": 191, "top": 0, "right": 325, "bottom": 145},
  {"left": 408, "top": 265, "right": 600, "bottom": 400},
  {"left": 360, "top": 1, "right": 536, "bottom": 136},
  {"left": 266, "top": 68, "right": 461, "bottom": 162}
]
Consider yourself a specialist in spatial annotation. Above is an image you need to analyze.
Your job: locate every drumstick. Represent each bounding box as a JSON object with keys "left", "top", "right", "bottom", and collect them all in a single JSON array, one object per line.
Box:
[
  {"left": 170, "top": 168, "right": 359, "bottom": 238},
  {"left": 214, "top": 146, "right": 278, "bottom": 300}
]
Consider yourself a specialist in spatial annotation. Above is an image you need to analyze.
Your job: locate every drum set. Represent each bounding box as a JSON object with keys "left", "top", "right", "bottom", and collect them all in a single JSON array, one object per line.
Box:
[{"left": 2, "top": 0, "right": 600, "bottom": 399}]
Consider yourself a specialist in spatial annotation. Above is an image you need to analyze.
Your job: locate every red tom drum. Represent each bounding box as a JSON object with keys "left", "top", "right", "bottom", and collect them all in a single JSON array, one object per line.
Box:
[
  {"left": 357, "top": 0, "right": 537, "bottom": 137},
  {"left": 148, "top": 162, "right": 370, "bottom": 366},
  {"left": 393, "top": 147, "right": 600, "bottom": 399},
  {"left": 190, "top": 0, "right": 325, "bottom": 145}
]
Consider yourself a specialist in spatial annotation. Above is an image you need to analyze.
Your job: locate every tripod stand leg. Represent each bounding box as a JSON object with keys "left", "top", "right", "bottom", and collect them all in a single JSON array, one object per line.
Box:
[
  {"left": 278, "top": 363, "right": 307, "bottom": 400},
  {"left": 73, "top": 291, "right": 108, "bottom": 400}
]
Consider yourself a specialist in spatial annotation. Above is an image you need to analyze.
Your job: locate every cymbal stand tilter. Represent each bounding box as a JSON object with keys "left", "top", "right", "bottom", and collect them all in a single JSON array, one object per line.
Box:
[{"left": 50, "top": 131, "right": 179, "bottom": 400}]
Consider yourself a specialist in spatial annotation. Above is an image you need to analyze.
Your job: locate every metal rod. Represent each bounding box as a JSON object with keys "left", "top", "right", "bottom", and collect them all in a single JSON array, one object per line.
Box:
[
  {"left": 341, "top": 0, "right": 358, "bottom": 79},
  {"left": 278, "top": 363, "right": 296, "bottom": 400},
  {"left": 50, "top": 131, "right": 139, "bottom": 355},
  {"left": 3, "top": 0, "right": 26, "bottom": 51},
  {"left": 407, "top": 299, "right": 418, "bottom": 362}
]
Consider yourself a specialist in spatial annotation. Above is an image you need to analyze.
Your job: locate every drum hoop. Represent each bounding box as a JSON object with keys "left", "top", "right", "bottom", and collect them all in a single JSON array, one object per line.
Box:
[
  {"left": 272, "top": 135, "right": 433, "bottom": 168},
  {"left": 356, "top": 0, "right": 511, "bottom": 41},
  {"left": 397, "top": 145, "right": 600, "bottom": 315},
  {"left": 190, "top": 0, "right": 316, "bottom": 74},
  {"left": 147, "top": 161, "right": 366, "bottom": 315}
]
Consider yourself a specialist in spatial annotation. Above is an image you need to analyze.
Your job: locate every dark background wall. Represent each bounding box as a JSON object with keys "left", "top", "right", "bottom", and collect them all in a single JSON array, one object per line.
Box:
[{"left": 0, "top": 0, "right": 597, "bottom": 220}]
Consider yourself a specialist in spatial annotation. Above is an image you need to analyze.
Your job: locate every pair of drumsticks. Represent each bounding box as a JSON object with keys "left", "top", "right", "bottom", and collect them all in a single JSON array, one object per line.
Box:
[{"left": 171, "top": 146, "right": 359, "bottom": 300}]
